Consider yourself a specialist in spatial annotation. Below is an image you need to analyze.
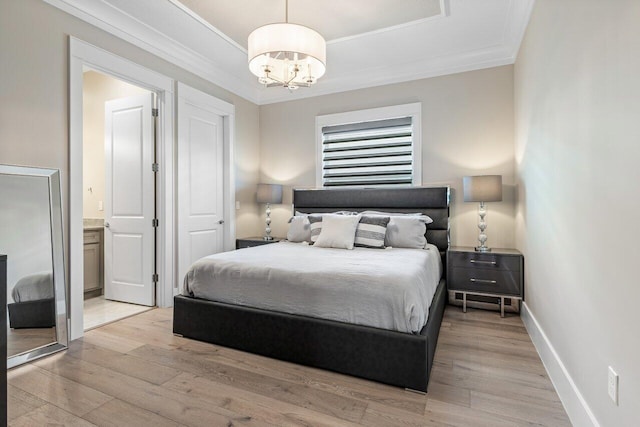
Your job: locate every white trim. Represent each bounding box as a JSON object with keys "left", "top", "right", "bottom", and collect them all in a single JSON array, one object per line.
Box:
[
  {"left": 44, "top": 0, "right": 532, "bottom": 106},
  {"left": 69, "top": 37, "right": 175, "bottom": 340},
  {"left": 44, "top": 0, "right": 259, "bottom": 103},
  {"left": 315, "top": 103, "right": 422, "bottom": 188},
  {"left": 176, "top": 82, "right": 236, "bottom": 255},
  {"left": 521, "top": 302, "right": 600, "bottom": 427}
]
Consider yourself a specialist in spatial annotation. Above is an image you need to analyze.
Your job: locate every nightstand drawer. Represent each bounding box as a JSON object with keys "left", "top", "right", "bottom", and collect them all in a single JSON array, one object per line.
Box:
[
  {"left": 449, "top": 267, "right": 521, "bottom": 296},
  {"left": 448, "top": 251, "right": 521, "bottom": 272},
  {"left": 236, "top": 238, "right": 282, "bottom": 249}
]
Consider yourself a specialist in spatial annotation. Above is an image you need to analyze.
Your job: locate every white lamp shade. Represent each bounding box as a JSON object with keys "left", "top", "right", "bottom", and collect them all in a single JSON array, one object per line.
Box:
[
  {"left": 248, "top": 23, "right": 326, "bottom": 84},
  {"left": 257, "top": 183, "right": 283, "bottom": 204},
  {"left": 463, "top": 175, "right": 503, "bottom": 202}
]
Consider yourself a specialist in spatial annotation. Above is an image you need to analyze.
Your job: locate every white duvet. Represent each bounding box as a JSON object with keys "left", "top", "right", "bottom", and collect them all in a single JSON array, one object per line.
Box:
[{"left": 183, "top": 241, "right": 442, "bottom": 333}]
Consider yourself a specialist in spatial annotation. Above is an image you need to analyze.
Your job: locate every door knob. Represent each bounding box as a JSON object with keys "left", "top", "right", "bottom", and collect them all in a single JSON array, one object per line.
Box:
[
  {"left": 104, "top": 222, "right": 110, "bottom": 228},
  {"left": 218, "top": 219, "right": 225, "bottom": 224}
]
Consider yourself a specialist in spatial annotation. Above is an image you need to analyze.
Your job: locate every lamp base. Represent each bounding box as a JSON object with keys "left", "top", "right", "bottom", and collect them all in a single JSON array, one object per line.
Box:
[
  {"left": 475, "top": 246, "right": 492, "bottom": 252},
  {"left": 263, "top": 236, "right": 274, "bottom": 241}
]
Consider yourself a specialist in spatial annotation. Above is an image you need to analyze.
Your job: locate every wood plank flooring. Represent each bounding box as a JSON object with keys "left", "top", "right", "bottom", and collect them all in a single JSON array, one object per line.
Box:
[{"left": 7, "top": 306, "right": 571, "bottom": 426}]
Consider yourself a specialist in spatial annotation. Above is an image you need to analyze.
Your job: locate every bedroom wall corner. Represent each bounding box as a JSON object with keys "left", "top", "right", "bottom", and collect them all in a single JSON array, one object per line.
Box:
[{"left": 514, "top": 0, "right": 640, "bottom": 425}]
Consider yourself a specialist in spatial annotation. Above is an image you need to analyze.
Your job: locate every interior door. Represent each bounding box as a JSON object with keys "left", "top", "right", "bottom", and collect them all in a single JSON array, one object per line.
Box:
[
  {"left": 177, "top": 85, "right": 225, "bottom": 290},
  {"left": 104, "top": 94, "right": 155, "bottom": 306}
]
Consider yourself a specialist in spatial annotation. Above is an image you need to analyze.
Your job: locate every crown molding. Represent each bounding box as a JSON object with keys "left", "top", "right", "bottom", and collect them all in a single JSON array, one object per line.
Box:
[
  {"left": 42, "top": 0, "right": 534, "bottom": 106},
  {"left": 43, "top": 0, "right": 261, "bottom": 103}
]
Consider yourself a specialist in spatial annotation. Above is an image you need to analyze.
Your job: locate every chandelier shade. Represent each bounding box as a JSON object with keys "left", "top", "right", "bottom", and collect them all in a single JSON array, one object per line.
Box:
[{"left": 248, "top": 23, "right": 326, "bottom": 89}]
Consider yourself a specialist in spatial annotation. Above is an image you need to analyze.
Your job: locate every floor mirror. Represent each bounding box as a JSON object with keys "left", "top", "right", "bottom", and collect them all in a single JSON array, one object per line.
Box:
[{"left": 0, "top": 165, "right": 68, "bottom": 368}]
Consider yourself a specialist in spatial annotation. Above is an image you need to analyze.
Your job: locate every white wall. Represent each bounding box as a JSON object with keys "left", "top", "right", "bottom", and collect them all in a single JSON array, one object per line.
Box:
[
  {"left": 259, "top": 66, "right": 516, "bottom": 247},
  {"left": 0, "top": 0, "right": 262, "bottom": 263},
  {"left": 515, "top": 0, "right": 640, "bottom": 425},
  {"left": 82, "top": 71, "right": 149, "bottom": 220}
]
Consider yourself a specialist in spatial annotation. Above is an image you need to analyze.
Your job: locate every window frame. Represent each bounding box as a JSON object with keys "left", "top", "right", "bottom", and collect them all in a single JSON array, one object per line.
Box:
[{"left": 315, "top": 103, "right": 422, "bottom": 188}]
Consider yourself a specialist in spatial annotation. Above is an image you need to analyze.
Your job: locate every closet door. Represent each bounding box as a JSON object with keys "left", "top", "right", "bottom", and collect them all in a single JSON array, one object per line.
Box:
[{"left": 177, "top": 84, "right": 225, "bottom": 289}]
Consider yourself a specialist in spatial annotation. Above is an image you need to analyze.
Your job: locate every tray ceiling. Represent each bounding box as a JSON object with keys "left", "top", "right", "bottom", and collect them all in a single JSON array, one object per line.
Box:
[
  {"left": 177, "top": 0, "right": 443, "bottom": 49},
  {"left": 42, "top": 0, "right": 535, "bottom": 105}
]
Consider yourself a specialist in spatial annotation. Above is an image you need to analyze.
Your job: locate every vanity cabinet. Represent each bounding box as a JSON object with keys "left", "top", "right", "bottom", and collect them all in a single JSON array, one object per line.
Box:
[{"left": 83, "top": 229, "right": 103, "bottom": 298}]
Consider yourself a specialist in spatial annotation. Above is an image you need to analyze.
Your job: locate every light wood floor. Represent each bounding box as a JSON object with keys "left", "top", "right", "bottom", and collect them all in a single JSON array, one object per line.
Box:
[
  {"left": 84, "top": 296, "right": 153, "bottom": 331},
  {"left": 7, "top": 306, "right": 571, "bottom": 426}
]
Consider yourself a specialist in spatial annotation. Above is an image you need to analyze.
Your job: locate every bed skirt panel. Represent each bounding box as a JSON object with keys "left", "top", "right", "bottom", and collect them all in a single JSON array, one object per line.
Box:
[{"left": 173, "top": 278, "right": 446, "bottom": 392}]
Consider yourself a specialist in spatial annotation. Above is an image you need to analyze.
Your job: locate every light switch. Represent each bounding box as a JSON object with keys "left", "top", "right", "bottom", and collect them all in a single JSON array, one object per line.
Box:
[{"left": 98, "top": 201, "right": 103, "bottom": 211}]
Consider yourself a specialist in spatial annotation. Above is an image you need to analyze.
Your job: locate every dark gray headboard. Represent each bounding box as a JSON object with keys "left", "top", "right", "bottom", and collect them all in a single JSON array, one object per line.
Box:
[{"left": 293, "top": 187, "right": 450, "bottom": 261}]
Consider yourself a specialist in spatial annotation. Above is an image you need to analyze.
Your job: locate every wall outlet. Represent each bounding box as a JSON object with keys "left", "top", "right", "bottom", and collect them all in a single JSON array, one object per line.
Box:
[
  {"left": 608, "top": 366, "right": 618, "bottom": 405},
  {"left": 98, "top": 201, "right": 104, "bottom": 211}
]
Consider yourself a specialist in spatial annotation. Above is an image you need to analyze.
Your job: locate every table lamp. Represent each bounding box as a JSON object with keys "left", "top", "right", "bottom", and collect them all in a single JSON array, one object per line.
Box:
[
  {"left": 257, "top": 183, "right": 283, "bottom": 240},
  {"left": 463, "top": 175, "right": 502, "bottom": 252}
]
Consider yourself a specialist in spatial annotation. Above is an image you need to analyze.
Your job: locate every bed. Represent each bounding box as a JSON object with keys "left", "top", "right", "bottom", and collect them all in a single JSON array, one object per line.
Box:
[{"left": 173, "top": 186, "right": 450, "bottom": 392}]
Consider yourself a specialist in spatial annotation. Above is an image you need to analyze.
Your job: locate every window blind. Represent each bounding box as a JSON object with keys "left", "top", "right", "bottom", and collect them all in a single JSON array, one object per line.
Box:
[{"left": 321, "top": 117, "right": 414, "bottom": 187}]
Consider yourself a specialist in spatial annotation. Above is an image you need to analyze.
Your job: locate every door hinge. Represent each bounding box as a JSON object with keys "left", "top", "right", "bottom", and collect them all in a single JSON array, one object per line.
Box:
[
  {"left": 152, "top": 273, "right": 159, "bottom": 283},
  {"left": 152, "top": 163, "right": 159, "bottom": 172},
  {"left": 152, "top": 108, "right": 158, "bottom": 117},
  {"left": 152, "top": 218, "right": 159, "bottom": 227}
]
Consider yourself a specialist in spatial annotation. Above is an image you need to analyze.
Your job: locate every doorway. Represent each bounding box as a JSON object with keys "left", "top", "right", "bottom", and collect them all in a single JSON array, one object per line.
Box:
[{"left": 82, "top": 70, "right": 156, "bottom": 330}]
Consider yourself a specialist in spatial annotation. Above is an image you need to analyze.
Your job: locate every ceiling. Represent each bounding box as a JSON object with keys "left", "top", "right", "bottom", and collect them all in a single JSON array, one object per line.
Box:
[
  {"left": 177, "top": 0, "right": 443, "bottom": 49},
  {"left": 43, "top": 0, "right": 535, "bottom": 105}
]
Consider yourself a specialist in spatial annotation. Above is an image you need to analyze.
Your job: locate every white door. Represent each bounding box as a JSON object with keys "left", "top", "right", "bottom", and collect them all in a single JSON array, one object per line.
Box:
[
  {"left": 104, "top": 94, "right": 156, "bottom": 306},
  {"left": 177, "top": 85, "right": 225, "bottom": 289}
]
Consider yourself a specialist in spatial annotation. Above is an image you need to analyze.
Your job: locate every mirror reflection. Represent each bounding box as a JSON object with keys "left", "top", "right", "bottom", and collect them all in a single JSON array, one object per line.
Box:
[{"left": 0, "top": 173, "right": 57, "bottom": 357}]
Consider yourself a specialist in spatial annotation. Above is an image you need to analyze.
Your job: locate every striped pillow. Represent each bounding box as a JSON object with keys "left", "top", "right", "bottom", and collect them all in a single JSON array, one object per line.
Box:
[
  {"left": 355, "top": 216, "right": 390, "bottom": 248},
  {"left": 308, "top": 215, "right": 324, "bottom": 243}
]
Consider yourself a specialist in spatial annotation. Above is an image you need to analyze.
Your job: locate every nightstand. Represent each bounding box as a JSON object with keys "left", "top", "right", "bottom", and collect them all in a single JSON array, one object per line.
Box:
[
  {"left": 447, "top": 246, "right": 524, "bottom": 317},
  {"left": 236, "top": 237, "right": 283, "bottom": 249}
]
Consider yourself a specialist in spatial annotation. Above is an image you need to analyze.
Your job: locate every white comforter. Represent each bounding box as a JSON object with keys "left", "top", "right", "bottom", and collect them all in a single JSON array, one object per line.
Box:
[{"left": 183, "top": 242, "right": 442, "bottom": 333}]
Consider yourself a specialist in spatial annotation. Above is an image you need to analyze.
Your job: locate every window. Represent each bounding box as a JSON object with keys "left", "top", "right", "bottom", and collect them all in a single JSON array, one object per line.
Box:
[{"left": 316, "top": 103, "right": 421, "bottom": 188}]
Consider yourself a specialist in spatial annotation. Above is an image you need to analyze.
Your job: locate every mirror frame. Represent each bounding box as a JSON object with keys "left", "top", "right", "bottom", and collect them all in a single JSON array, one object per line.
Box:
[{"left": 1, "top": 164, "right": 68, "bottom": 368}]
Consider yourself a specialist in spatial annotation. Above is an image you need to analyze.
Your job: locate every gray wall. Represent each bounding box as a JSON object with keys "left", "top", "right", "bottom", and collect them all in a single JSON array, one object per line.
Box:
[
  {"left": 515, "top": 0, "right": 640, "bottom": 425},
  {"left": 259, "top": 65, "right": 516, "bottom": 248},
  {"left": 0, "top": 0, "right": 262, "bottom": 257}
]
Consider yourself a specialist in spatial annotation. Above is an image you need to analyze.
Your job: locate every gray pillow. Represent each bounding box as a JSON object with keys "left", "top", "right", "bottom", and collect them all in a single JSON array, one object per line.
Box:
[
  {"left": 354, "top": 216, "right": 390, "bottom": 248},
  {"left": 361, "top": 210, "right": 433, "bottom": 224},
  {"left": 287, "top": 215, "right": 311, "bottom": 242},
  {"left": 308, "top": 215, "right": 324, "bottom": 243},
  {"left": 384, "top": 216, "right": 429, "bottom": 249}
]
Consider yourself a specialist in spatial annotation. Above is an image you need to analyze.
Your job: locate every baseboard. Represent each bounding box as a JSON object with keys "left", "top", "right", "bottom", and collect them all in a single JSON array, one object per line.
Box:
[{"left": 521, "top": 302, "right": 600, "bottom": 427}]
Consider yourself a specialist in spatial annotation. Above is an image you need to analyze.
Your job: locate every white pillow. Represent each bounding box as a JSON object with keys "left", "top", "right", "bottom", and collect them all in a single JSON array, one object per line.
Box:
[
  {"left": 287, "top": 216, "right": 311, "bottom": 242},
  {"left": 313, "top": 214, "right": 361, "bottom": 250}
]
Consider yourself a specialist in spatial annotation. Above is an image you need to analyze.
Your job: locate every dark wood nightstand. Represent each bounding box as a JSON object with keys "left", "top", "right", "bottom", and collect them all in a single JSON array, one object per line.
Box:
[
  {"left": 236, "top": 237, "right": 284, "bottom": 249},
  {"left": 447, "top": 246, "right": 524, "bottom": 317}
]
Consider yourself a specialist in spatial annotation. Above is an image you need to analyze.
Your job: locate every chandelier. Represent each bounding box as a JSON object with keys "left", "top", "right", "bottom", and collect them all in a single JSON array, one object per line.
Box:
[{"left": 247, "top": 0, "right": 326, "bottom": 90}]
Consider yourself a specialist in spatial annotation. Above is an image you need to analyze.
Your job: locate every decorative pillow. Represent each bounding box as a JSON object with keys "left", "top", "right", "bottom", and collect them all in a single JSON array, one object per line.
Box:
[
  {"left": 361, "top": 210, "right": 434, "bottom": 224},
  {"left": 287, "top": 215, "right": 311, "bottom": 242},
  {"left": 307, "top": 215, "right": 324, "bottom": 243},
  {"left": 313, "top": 214, "right": 362, "bottom": 250},
  {"left": 295, "top": 210, "right": 356, "bottom": 217},
  {"left": 384, "top": 216, "right": 429, "bottom": 249},
  {"left": 354, "top": 216, "right": 390, "bottom": 248}
]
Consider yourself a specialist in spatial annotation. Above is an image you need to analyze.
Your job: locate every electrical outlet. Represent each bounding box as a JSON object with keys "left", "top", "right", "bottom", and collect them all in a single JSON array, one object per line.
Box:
[
  {"left": 608, "top": 366, "right": 618, "bottom": 405},
  {"left": 98, "top": 201, "right": 104, "bottom": 211}
]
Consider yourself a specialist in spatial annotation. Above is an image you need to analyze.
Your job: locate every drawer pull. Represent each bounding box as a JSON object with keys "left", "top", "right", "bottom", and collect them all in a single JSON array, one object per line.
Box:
[
  {"left": 470, "top": 278, "right": 497, "bottom": 284},
  {"left": 470, "top": 260, "right": 496, "bottom": 265}
]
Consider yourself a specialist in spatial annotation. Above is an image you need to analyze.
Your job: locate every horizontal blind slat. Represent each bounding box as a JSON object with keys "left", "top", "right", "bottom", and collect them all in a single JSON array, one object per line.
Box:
[{"left": 323, "top": 136, "right": 412, "bottom": 151}]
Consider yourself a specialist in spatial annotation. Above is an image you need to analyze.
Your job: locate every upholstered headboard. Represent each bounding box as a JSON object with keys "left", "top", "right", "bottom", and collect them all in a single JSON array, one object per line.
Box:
[{"left": 292, "top": 187, "right": 450, "bottom": 263}]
